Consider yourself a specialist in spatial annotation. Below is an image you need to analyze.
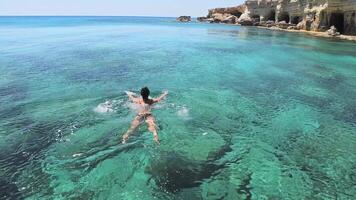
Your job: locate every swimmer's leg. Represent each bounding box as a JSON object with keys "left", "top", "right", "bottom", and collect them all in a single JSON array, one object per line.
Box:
[
  {"left": 122, "top": 116, "right": 141, "bottom": 144},
  {"left": 145, "top": 115, "right": 159, "bottom": 144}
]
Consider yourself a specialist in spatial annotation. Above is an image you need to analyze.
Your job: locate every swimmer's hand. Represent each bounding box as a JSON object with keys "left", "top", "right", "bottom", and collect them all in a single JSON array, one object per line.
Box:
[
  {"left": 125, "top": 91, "right": 136, "bottom": 96},
  {"left": 153, "top": 90, "right": 168, "bottom": 103},
  {"left": 125, "top": 91, "right": 139, "bottom": 103}
]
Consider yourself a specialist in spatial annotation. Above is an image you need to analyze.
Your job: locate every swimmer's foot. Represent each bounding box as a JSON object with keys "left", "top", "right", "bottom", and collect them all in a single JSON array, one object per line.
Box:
[
  {"left": 153, "top": 135, "right": 160, "bottom": 145},
  {"left": 122, "top": 134, "right": 129, "bottom": 144}
]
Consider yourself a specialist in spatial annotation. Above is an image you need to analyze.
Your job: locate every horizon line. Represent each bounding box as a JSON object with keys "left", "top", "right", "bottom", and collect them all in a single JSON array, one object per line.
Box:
[{"left": 0, "top": 15, "right": 202, "bottom": 18}]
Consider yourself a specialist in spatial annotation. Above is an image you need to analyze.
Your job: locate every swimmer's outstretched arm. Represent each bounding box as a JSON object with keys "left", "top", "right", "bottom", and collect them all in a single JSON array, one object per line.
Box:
[
  {"left": 125, "top": 91, "right": 139, "bottom": 103},
  {"left": 153, "top": 91, "right": 168, "bottom": 103}
]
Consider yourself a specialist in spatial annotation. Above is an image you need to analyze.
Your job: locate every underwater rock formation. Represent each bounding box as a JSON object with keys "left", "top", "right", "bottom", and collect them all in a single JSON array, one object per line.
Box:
[
  {"left": 145, "top": 143, "right": 238, "bottom": 194},
  {"left": 145, "top": 151, "right": 218, "bottom": 193},
  {"left": 200, "top": 0, "right": 356, "bottom": 35},
  {"left": 145, "top": 132, "right": 234, "bottom": 193},
  {"left": 0, "top": 178, "right": 22, "bottom": 200}
]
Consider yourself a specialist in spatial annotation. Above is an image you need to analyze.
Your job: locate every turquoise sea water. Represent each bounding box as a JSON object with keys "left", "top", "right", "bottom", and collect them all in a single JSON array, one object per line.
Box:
[{"left": 0, "top": 16, "right": 356, "bottom": 199}]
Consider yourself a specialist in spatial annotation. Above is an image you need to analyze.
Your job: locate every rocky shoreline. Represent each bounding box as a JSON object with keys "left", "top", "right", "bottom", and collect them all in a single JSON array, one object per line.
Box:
[
  {"left": 257, "top": 25, "right": 356, "bottom": 42},
  {"left": 184, "top": 0, "right": 356, "bottom": 42}
]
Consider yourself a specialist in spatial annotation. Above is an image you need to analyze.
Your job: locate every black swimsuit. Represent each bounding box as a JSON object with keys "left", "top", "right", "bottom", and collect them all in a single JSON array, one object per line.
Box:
[{"left": 135, "top": 99, "right": 154, "bottom": 121}]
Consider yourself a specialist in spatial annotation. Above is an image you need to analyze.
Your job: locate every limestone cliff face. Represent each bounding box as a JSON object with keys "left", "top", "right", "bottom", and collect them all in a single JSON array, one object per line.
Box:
[
  {"left": 207, "top": 5, "right": 246, "bottom": 18},
  {"left": 247, "top": 0, "right": 356, "bottom": 35},
  {"left": 203, "top": 0, "right": 356, "bottom": 35},
  {"left": 198, "top": 6, "right": 246, "bottom": 24}
]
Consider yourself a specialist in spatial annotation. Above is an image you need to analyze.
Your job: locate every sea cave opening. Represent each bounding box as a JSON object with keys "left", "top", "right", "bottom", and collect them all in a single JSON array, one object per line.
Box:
[
  {"left": 329, "top": 12, "right": 344, "bottom": 33},
  {"left": 266, "top": 10, "right": 276, "bottom": 21},
  {"left": 278, "top": 12, "right": 290, "bottom": 23},
  {"left": 232, "top": 11, "right": 242, "bottom": 18},
  {"left": 252, "top": 15, "right": 260, "bottom": 22},
  {"left": 291, "top": 16, "right": 301, "bottom": 25}
]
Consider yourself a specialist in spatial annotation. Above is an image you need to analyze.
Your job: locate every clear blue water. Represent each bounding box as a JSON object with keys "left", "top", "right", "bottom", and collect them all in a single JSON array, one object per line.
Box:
[{"left": 1, "top": 16, "right": 356, "bottom": 199}]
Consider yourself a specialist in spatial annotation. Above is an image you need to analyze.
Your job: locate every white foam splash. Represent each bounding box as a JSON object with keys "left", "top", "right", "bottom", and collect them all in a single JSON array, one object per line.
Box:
[
  {"left": 94, "top": 100, "right": 123, "bottom": 113},
  {"left": 94, "top": 101, "right": 114, "bottom": 113},
  {"left": 72, "top": 153, "right": 83, "bottom": 158},
  {"left": 177, "top": 106, "right": 190, "bottom": 120}
]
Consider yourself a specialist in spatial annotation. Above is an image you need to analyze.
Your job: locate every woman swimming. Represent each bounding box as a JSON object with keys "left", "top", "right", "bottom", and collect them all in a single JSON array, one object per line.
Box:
[{"left": 122, "top": 87, "right": 168, "bottom": 144}]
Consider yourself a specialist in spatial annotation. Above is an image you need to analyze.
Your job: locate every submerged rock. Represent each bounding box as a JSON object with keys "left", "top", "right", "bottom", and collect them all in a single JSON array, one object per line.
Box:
[
  {"left": 177, "top": 16, "right": 191, "bottom": 22},
  {"left": 146, "top": 144, "right": 234, "bottom": 193},
  {"left": 145, "top": 132, "right": 230, "bottom": 192},
  {"left": 0, "top": 178, "right": 22, "bottom": 199},
  {"left": 146, "top": 152, "right": 209, "bottom": 192}
]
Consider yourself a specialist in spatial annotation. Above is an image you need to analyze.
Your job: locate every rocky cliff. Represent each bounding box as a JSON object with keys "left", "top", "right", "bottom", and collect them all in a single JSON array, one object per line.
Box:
[
  {"left": 207, "top": 5, "right": 246, "bottom": 18},
  {"left": 198, "top": 5, "right": 246, "bottom": 24},
  {"left": 200, "top": 0, "right": 356, "bottom": 35}
]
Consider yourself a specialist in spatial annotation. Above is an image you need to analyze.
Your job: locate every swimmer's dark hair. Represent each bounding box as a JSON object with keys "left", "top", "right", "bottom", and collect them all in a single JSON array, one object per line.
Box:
[{"left": 141, "top": 87, "right": 150, "bottom": 100}]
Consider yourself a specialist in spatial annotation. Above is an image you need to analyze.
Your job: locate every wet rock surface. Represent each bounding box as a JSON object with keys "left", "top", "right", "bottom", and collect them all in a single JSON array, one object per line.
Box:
[
  {"left": 177, "top": 16, "right": 191, "bottom": 22},
  {"left": 327, "top": 25, "right": 340, "bottom": 36},
  {"left": 237, "top": 13, "right": 253, "bottom": 26}
]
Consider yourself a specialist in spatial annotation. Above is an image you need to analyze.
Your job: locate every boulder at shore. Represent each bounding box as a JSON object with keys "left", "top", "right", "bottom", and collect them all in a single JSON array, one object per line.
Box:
[
  {"left": 177, "top": 16, "right": 191, "bottom": 22},
  {"left": 327, "top": 26, "right": 340, "bottom": 36},
  {"left": 237, "top": 13, "right": 253, "bottom": 26},
  {"left": 197, "top": 17, "right": 214, "bottom": 23}
]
